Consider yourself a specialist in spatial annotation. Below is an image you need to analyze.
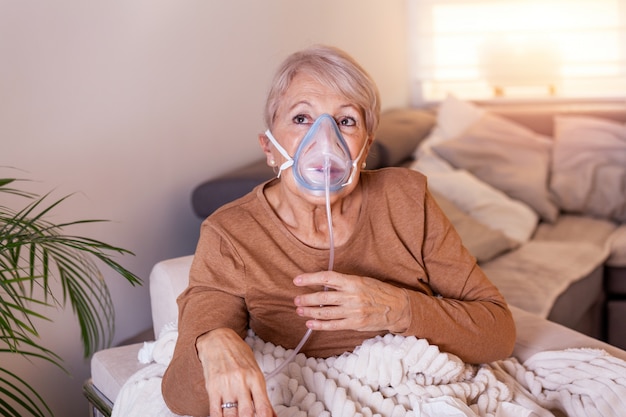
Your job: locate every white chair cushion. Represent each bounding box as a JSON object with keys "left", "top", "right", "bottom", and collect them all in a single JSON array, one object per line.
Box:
[
  {"left": 149, "top": 255, "right": 193, "bottom": 338},
  {"left": 90, "top": 343, "right": 146, "bottom": 403}
]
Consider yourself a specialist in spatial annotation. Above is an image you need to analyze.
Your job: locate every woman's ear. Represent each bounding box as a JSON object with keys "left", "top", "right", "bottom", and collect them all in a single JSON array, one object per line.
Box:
[{"left": 258, "top": 133, "right": 276, "bottom": 167}]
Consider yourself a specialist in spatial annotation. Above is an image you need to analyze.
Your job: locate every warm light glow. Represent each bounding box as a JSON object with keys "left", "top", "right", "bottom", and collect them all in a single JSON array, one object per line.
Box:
[{"left": 412, "top": 0, "right": 626, "bottom": 100}]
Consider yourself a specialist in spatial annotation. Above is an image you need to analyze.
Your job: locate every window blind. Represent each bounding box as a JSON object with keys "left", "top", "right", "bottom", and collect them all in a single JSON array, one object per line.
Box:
[{"left": 409, "top": 0, "right": 626, "bottom": 102}]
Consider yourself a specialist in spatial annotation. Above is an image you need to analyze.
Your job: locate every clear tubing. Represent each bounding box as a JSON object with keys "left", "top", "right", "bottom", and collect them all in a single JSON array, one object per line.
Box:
[
  {"left": 265, "top": 156, "right": 334, "bottom": 380},
  {"left": 325, "top": 155, "right": 335, "bottom": 271}
]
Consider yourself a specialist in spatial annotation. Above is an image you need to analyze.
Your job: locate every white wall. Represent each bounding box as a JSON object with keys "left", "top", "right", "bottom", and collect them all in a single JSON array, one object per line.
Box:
[{"left": 0, "top": 1, "right": 410, "bottom": 415}]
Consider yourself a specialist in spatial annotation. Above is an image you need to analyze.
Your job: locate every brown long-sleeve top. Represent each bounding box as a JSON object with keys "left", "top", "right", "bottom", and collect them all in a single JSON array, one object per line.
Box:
[{"left": 162, "top": 167, "right": 515, "bottom": 416}]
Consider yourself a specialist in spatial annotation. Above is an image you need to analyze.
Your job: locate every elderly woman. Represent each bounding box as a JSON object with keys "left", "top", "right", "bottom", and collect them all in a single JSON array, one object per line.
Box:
[{"left": 162, "top": 45, "right": 515, "bottom": 417}]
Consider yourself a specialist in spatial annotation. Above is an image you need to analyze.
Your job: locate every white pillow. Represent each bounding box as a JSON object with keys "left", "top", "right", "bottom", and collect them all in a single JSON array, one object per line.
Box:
[
  {"left": 415, "top": 94, "right": 484, "bottom": 158},
  {"left": 412, "top": 143, "right": 455, "bottom": 173},
  {"left": 411, "top": 160, "right": 539, "bottom": 243},
  {"left": 436, "top": 94, "right": 485, "bottom": 139}
]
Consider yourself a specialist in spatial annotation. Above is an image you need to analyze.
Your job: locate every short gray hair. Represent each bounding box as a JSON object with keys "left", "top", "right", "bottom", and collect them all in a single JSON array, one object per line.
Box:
[{"left": 264, "top": 45, "right": 381, "bottom": 137}]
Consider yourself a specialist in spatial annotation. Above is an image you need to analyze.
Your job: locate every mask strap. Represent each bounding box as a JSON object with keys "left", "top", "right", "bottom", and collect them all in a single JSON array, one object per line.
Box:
[
  {"left": 264, "top": 130, "right": 294, "bottom": 177},
  {"left": 341, "top": 138, "right": 369, "bottom": 188}
]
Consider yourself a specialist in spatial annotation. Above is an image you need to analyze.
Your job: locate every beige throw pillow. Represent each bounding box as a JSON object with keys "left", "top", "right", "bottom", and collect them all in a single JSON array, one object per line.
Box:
[
  {"left": 431, "top": 113, "right": 559, "bottom": 222},
  {"left": 550, "top": 116, "right": 626, "bottom": 223}
]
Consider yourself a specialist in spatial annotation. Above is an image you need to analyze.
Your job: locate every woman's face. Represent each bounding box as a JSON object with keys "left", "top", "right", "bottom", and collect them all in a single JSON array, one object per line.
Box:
[{"left": 264, "top": 72, "right": 371, "bottom": 205}]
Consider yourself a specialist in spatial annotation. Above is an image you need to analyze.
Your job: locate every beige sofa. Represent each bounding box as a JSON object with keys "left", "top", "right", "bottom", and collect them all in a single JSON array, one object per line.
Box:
[{"left": 85, "top": 255, "right": 626, "bottom": 416}]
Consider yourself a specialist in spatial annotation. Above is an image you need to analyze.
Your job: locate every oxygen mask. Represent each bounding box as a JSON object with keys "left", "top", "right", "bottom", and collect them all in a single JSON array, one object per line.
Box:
[{"left": 264, "top": 114, "right": 366, "bottom": 195}]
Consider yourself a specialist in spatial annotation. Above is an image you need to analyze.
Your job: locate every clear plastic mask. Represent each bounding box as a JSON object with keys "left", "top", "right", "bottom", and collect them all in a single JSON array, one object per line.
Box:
[{"left": 265, "top": 114, "right": 366, "bottom": 194}]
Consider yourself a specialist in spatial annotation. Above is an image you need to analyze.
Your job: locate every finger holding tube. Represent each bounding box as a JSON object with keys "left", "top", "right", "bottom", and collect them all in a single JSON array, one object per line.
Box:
[{"left": 294, "top": 271, "right": 410, "bottom": 333}]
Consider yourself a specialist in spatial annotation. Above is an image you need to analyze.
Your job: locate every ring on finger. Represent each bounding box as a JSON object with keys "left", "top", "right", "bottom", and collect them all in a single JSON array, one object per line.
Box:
[{"left": 221, "top": 402, "right": 238, "bottom": 409}]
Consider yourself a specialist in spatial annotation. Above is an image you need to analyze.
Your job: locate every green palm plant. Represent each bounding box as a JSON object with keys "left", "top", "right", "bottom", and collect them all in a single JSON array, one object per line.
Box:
[{"left": 0, "top": 173, "right": 141, "bottom": 417}]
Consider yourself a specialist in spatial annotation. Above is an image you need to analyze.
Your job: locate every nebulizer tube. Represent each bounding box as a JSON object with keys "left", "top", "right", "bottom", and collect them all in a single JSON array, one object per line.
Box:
[{"left": 264, "top": 155, "right": 334, "bottom": 380}]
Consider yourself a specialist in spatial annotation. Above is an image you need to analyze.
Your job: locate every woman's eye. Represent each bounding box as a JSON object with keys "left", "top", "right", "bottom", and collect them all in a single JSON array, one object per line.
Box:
[
  {"left": 338, "top": 116, "right": 356, "bottom": 127},
  {"left": 293, "top": 115, "right": 308, "bottom": 124}
]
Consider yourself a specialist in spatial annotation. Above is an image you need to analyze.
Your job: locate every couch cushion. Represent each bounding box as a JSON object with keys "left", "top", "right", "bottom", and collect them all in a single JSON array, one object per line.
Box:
[
  {"left": 91, "top": 343, "right": 147, "bottom": 403},
  {"left": 510, "top": 305, "right": 626, "bottom": 363},
  {"left": 480, "top": 240, "right": 608, "bottom": 319},
  {"left": 533, "top": 215, "right": 624, "bottom": 297},
  {"left": 533, "top": 214, "right": 617, "bottom": 248}
]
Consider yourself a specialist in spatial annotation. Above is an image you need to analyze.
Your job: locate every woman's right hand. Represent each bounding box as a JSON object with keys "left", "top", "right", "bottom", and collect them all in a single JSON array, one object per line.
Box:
[{"left": 196, "top": 328, "right": 276, "bottom": 417}]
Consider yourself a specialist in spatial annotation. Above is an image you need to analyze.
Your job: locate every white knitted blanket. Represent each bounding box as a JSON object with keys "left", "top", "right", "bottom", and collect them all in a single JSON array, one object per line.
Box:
[{"left": 112, "top": 324, "right": 626, "bottom": 417}]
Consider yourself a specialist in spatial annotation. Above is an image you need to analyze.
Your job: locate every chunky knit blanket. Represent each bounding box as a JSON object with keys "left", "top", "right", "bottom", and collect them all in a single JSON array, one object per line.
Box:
[{"left": 112, "top": 324, "right": 626, "bottom": 417}]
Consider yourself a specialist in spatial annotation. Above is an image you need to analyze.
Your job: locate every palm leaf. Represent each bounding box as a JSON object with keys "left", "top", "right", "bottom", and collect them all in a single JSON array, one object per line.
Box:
[
  {"left": 0, "top": 172, "right": 142, "bottom": 416},
  {"left": 0, "top": 367, "right": 52, "bottom": 417}
]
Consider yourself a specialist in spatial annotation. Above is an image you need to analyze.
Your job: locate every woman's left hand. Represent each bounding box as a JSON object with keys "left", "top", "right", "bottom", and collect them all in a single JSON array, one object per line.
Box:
[{"left": 293, "top": 271, "right": 411, "bottom": 333}]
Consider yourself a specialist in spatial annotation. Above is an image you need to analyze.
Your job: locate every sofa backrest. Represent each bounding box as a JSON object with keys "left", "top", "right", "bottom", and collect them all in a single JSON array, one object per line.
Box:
[{"left": 479, "top": 101, "right": 626, "bottom": 136}]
